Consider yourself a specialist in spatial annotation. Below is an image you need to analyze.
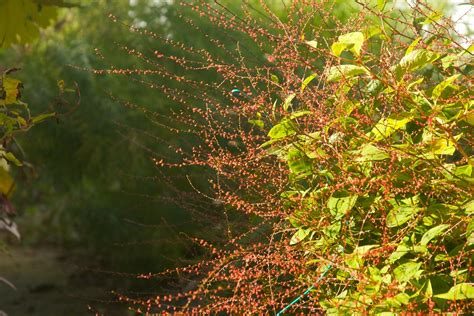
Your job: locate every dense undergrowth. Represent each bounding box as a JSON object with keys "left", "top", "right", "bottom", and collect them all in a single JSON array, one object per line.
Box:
[{"left": 93, "top": 0, "right": 473, "bottom": 314}]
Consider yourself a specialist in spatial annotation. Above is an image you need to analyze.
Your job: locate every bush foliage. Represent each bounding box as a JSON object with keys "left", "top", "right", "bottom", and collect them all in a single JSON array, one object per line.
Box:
[{"left": 101, "top": 0, "right": 472, "bottom": 313}]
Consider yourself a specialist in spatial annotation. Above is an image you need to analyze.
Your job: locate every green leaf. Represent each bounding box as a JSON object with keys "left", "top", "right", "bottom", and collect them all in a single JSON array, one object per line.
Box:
[
  {"left": 0, "top": 77, "right": 22, "bottom": 105},
  {"left": 427, "top": 136, "right": 458, "bottom": 156},
  {"left": 290, "top": 228, "right": 311, "bottom": 245},
  {"left": 248, "top": 119, "right": 264, "bottom": 129},
  {"left": 345, "top": 245, "right": 377, "bottom": 269},
  {"left": 0, "top": 167, "right": 14, "bottom": 197},
  {"left": 355, "top": 144, "right": 389, "bottom": 162},
  {"left": 270, "top": 74, "right": 279, "bottom": 83},
  {"left": 327, "top": 193, "right": 357, "bottom": 220},
  {"left": 405, "top": 37, "right": 422, "bottom": 56},
  {"left": 467, "top": 219, "right": 474, "bottom": 246},
  {"left": 422, "top": 11, "right": 443, "bottom": 25},
  {"left": 424, "top": 280, "right": 433, "bottom": 299},
  {"left": 370, "top": 113, "right": 413, "bottom": 141},
  {"left": 289, "top": 110, "right": 311, "bottom": 119},
  {"left": 386, "top": 205, "right": 421, "bottom": 227},
  {"left": 305, "top": 40, "right": 318, "bottom": 49},
  {"left": 287, "top": 148, "right": 312, "bottom": 176},
  {"left": 268, "top": 120, "right": 296, "bottom": 139},
  {"left": 454, "top": 164, "right": 472, "bottom": 177},
  {"left": 377, "top": 0, "right": 386, "bottom": 10},
  {"left": 31, "top": 112, "right": 56, "bottom": 124},
  {"left": 393, "top": 261, "right": 422, "bottom": 283},
  {"left": 435, "top": 283, "right": 474, "bottom": 300},
  {"left": 283, "top": 93, "right": 296, "bottom": 111},
  {"left": 463, "top": 200, "right": 474, "bottom": 215},
  {"left": 432, "top": 74, "right": 460, "bottom": 101},
  {"left": 327, "top": 65, "right": 369, "bottom": 82},
  {"left": 420, "top": 224, "right": 449, "bottom": 246},
  {"left": 3, "top": 152, "right": 22, "bottom": 167},
  {"left": 397, "top": 49, "right": 440, "bottom": 75},
  {"left": 389, "top": 244, "right": 410, "bottom": 263},
  {"left": 0, "top": 0, "right": 58, "bottom": 48},
  {"left": 301, "top": 73, "right": 317, "bottom": 93},
  {"left": 331, "top": 32, "right": 365, "bottom": 57}
]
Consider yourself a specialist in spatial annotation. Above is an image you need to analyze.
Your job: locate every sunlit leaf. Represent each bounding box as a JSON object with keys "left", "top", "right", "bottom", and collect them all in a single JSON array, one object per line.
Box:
[
  {"left": 305, "top": 40, "right": 318, "bottom": 49},
  {"left": 355, "top": 144, "right": 389, "bottom": 162},
  {"left": 405, "top": 37, "right": 421, "bottom": 56},
  {"left": 396, "top": 49, "right": 440, "bottom": 76},
  {"left": 301, "top": 73, "right": 317, "bottom": 93},
  {"left": 331, "top": 32, "right": 365, "bottom": 57},
  {"left": 435, "top": 283, "right": 474, "bottom": 300},
  {"left": 370, "top": 113, "right": 413, "bottom": 141},
  {"left": 420, "top": 224, "right": 449, "bottom": 246},
  {"left": 0, "top": 168, "right": 14, "bottom": 197},
  {"left": 422, "top": 11, "right": 443, "bottom": 25},
  {"left": 393, "top": 261, "right": 422, "bottom": 283},
  {"left": 268, "top": 120, "right": 296, "bottom": 139},
  {"left": 3, "top": 152, "right": 22, "bottom": 167},
  {"left": 432, "top": 74, "right": 460, "bottom": 101},
  {"left": 386, "top": 205, "right": 421, "bottom": 227},
  {"left": 327, "top": 65, "right": 369, "bottom": 82},
  {"left": 377, "top": 0, "right": 386, "bottom": 10},
  {"left": 290, "top": 228, "right": 311, "bottom": 245},
  {"left": 283, "top": 93, "right": 296, "bottom": 111},
  {"left": 0, "top": 77, "right": 22, "bottom": 105},
  {"left": 327, "top": 193, "right": 357, "bottom": 220},
  {"left": 31, "top": 112, "right": 56, "bottom": 124},
  {"left": 0, "top": 0, "right": 58, "bottom": 48}
]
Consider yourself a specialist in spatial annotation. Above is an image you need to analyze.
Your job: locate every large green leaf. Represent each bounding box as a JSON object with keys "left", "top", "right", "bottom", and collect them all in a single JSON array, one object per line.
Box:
[
  {"left": 327, "top": 65, "right": 369, "bottom": 82},
  {"left": 327, "top": 193, "right": 357, "bottom": 220},
  {"left": 386, "top": 205, "right": 421, "bottom": 227},
  {"left": 0, "top": 77, "right": 22, "bottom": 105},
  {"left": 396, "top": 49, "right": 440, "bottom": 76},
  {"left": 0, "top": 0, "right": 58, "bottom": 48},
  {"left": 0, "top": 167, "right": 14, "bottom": 197},
  {"left": 432, "top": 74, "right": 460, "bottom": 101},
  {"left": 370, "top": 113, "right": 413, "bottom": 141},
  {"left": 435, "top": 283, "right": 474, "bottom": 300},
  {"left": 287, "top": 148, "right": 312, "bottom": 176},
  {"left": 467, "top": 219, "right": 474, "bottom": 246},
  {"left": 393, "top": 261, "right": 422, "bottom": 283},
  {"left": 283, "top": 93, "right": 296, "bottom": 111},
  {"left": 268, "top": 120, "right": 296, "bottom": 139},
  {"left": 301, "top": 73, "right": 317, "bottom": 93},
  {"left": 290, "top": 228, "right": 311, "bottom": 245},
  {"left": 355, "top": 144, "right": 389, "bottom": 162},
  {"left": 420, "top": 224, "right": 449, "bottom": 246},
  {"left": 331, "top": 32, "right": 365, "bottom": 57}
]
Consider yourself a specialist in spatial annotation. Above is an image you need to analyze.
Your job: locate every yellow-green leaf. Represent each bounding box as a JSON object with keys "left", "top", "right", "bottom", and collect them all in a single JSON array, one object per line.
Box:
[
  {"left": 301, "top": 73, "right": 317, "bottom": 93},
  {"left": 432, "top": 74, "right": 460, "bottom": 101},
  {"left": 305, "top": 40, "right": 318, "bottom": 49},
  {"left": 0, "top": 167, "right": 14, "bottom": 197},
  {"left": 327, "top": 65, "right": 369, "bottom": 82},
  {"left": 283, "top": 93, "right": 296, "bottom": 111},
  {"left": 355, "top": 144, "right": 389, "bottom": 162},
  {"left": 370, "top": 113, "right": 413, "bottom": 141},
  {"left": 435, "top": 283, "right": 474, "bottom": 300},
  {"left": 386, "top": 206, "right": 421, "bottom": 227},
  {"left": 290, "top": 228, "right": 311, "bottom": 245},
  {"left": 420, "top": 224, "right": 449, "bottom": 246},
  {"left": 327, "top": 193, "right": 357, "bottom": 220},
  {"left": 331, "top": 32, "right": 365, "bottom": 57},
  {"left": 393, "top": 261, "right": 422, "bottom": 283},
  {"left": 0, "top": 77, "right": 22, "bottom": 105}
]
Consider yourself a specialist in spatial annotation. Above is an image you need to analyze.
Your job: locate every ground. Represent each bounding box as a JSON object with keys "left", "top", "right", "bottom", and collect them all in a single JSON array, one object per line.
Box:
[{"left": 0, "top": 246, "right": 131, "bottom": 316}]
